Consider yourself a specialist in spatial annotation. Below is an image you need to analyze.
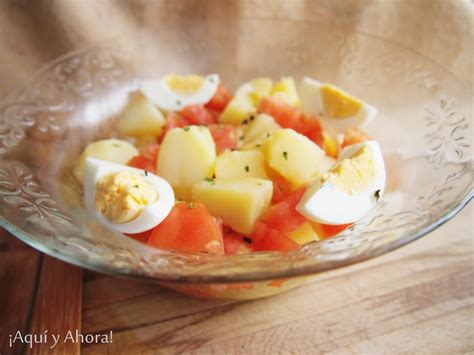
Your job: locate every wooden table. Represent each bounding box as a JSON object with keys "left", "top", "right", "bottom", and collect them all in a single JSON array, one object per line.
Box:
[{"left": 1, "top": 203, "right": 472, "bottom": 354}]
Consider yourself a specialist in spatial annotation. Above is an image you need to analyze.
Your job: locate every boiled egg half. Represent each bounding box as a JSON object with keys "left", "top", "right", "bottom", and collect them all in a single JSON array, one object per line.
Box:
[
  {"left": 299, "top": 77, "right": 377, "bottom": 133},
  {"left": 139, "top": 74, "right": 219, "bottom": 111},
  {"left": 83, "top": 158, "right": 174, "bottom": 234},
  {"left": 296, "top": 140, "right": 385, "bottom": 225}
]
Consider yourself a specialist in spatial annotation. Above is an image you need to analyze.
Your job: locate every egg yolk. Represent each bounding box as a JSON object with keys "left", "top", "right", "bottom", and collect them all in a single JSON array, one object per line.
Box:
[
  {"left": 95, "top": 171, "right": 158, "bottom": 224},
  {"left": 326, "top": 145, "right": 376, "bottom": 194},
  {"left": 165, "top": 75, "right": 204, "bottom": 96},
  {"left": 321, "top": 84, "right": 363, "bottom": 118}
]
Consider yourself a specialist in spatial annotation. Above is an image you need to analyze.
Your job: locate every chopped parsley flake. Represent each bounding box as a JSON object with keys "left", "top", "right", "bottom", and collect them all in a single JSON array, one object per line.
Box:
[
  {"left": 144, "top": 170, "right": 148, "bottom": 176},
  {"left": 133, "top": 185, "right": 139, "bottom": 188},
  {"left": 183, "top": 126, "right": 190, "bottom": 132},
  {"left": 283, "top": 151, "right": 288, "bottom": 160},
  {"left": 204, "top": 177, "right": 215, "bottom": 185},
  {"left": 245, "top": 165, "right": 250, "bottom": 172},
  {"left": 240, "top": 135, "right": 245, "bottom": 141},
  {"left": 113, "top": 143, "right": 120, "bottom": 147},
  {"left": 374, "top": 189, "right": 381, "bottom": 201}
]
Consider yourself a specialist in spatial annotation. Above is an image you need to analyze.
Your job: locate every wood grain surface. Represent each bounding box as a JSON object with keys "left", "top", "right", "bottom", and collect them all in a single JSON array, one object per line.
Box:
[
  {"left": 0, "top": 232, "right": 42, "bottom": 355},
  {"left": 0, "top": 231, "right": 83, "bottom": 355},
  {"left": 27, "top": 257, "right": 83, "bottom": 355}
]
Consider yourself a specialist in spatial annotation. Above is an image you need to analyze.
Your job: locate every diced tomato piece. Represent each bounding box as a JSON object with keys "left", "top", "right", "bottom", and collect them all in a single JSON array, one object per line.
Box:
[
  {"left": 342, "top": 127, "right": 371, "bottom": 148},
  {"left": 258, "top": 97, "right": 323, "bottom": 147},
  {"left": 311, "top": 222, "right": 352, "bottom": 239},
  {"left": 180, "top": 104, "right": 216, "bottom": 125},
  {"left": 321, "top": 223, "right": 351, "bottom": 237},
  {"left": 208, "top": 124, "right": 238, "bottom": 153},
  {"left": 159, "top": 112, "right": 189, "bottom": 142},
  {"left": 128, "top": 155, "right": 153, "bottom": 171},
  {"left": 223, "top": 234, "right": 241, "bottom": 255},
  {"left": 267, "top": 169, "right": 293, "bottom": 203},
  {"left": 259, "top": 96, "right": 301, "bottom": 129},
  {"left": 207, "top": 108, "right": 221, "bottom": 122},
  {"left": 166, "top": 112, "right": 189, "bottom": 129},
  {"left": 260, "top": 187, "right": 307, "bottom": 234},
  {"left": 251, "top": 221, "right": 299, "bottom": 252},
  {"left": 300, "top": 114, "right": 324, "bottom": 147},
  {"left": 205, "top": 84, "right": 233, "bottom": 113},
  {"left": 125, "top": 229, "right": 153, "bottom": 244},
  {"left": 223, "top": 230, "right": 251, "bottom": 255},
  {"left": 127, "top": 143, "right": 160, "bottom": 172},
  {"left": 148, "top": 203, "right": 224, "bottom": 254},
  {"left": 140, "top": 143, "right": 160, "bottom": 161}
]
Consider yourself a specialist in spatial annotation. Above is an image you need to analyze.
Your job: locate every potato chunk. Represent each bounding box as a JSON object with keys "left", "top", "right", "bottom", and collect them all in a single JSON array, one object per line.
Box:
[
  {"left": 263, "top": 129, "right": 325, "bottom": 188},
  {"left": 288, "top": 222, "right": 320, "bottom": 245},
  {"left": 243, "top": 113, "right": 280, "bottom": 147},
  {"left": 117, "top": 94, "right": 165, "bottom": 137},
  {"left": 192, "top": 178, "right": 273, "bottom": 234},
  {"left": 215, "top": 150, "right": 268, "bottom": 180},
  {"left": 157, "top": 126, "right": 216, "bottom": 200},
  {"left": 270, "top": 76, "right": 300, "bottom": 107},
  {"left": 245, "top": 78, "right": 273, "bottom": 98},
  {"left": 218, "top": 89, "right": 255, "bottom": 125},
  {"left": 73, "top": 139, "right": 139, "bottom": 183},
  {"left": 218, "top": 78, "right": 273, "bottom": 125}
]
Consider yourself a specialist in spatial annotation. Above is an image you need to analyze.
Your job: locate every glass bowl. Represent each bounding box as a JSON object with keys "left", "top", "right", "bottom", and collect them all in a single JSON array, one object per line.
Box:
[{"left": 0, "top": 18, "right": 471, "bottom": 300}]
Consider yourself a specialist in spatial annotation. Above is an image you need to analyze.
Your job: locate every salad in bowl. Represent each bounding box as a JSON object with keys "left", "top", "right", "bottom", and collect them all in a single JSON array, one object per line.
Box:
[{"left": 73, "top": 73, "right": 386, "bottom": 257}]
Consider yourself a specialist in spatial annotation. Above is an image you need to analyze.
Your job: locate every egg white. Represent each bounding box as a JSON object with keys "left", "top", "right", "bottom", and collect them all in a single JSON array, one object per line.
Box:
[
  {"left": 139, "top": 74, "right": 219, "bottom": 111},
  {"left": 83, "top": 158, "right": 175, "bottom": 234},
  {"left": 296, "top": 140, "right": 386, "bottom": 225},
  {"left": 299, "top": 77, "right": 377, "bottom": 134}
]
